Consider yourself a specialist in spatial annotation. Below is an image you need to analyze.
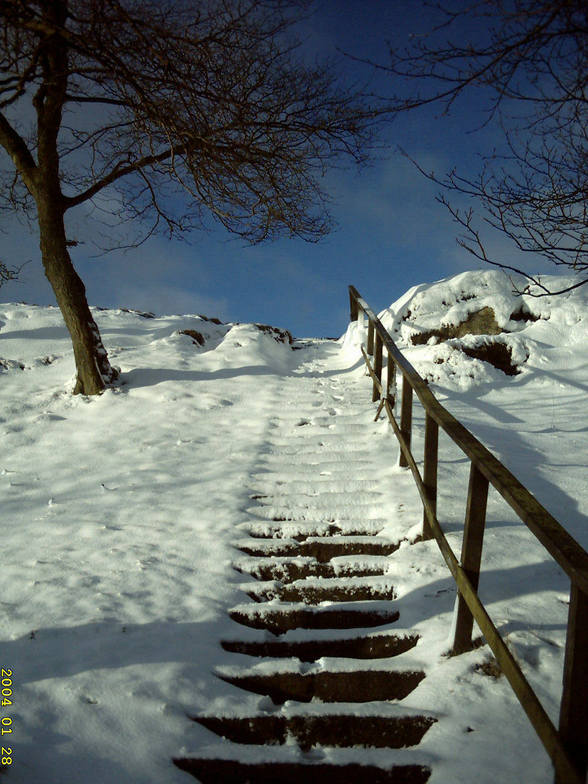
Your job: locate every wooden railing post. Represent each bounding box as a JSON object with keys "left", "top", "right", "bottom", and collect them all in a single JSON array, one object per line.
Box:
[
  {"left": 557, "top": 583, "right": 588, "bottom": 783},
  {"left": 349, "top": 288, "right": 359, "bottom": 322},
  {"left": 372, "top": 332, "right": 383, "bottom": 402},
  {"left": 422, "top": 414, "right": 438, "bottom": 540},
  {"left": 398, "top": 376, "right": 412, "bottom": 468},
  {"left": 367, "top": 318, "right": 375, "bottom": 356},
  {"left": 386, "top": 352, "right": 396, "bottom": 407},
  {"left": 452, "top": 462, "right": 489, "bottom": 654}
]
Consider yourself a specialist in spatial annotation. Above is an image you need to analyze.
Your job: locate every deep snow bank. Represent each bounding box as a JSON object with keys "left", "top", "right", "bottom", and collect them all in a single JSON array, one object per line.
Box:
[
  {"left": 368, "top": 269, "right": 588, "bottom": 392},
  {"left": 0, "top": 304, "right": 294, "bottom": 392}
]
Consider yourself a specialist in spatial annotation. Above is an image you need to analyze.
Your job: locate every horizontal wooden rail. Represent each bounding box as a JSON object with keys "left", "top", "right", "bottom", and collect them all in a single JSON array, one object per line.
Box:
[
  {"left": 349, "top": 284, "right": 588, "bottom": 784},
  {"left": 349, "top": 286, "right": 588, "bottom": 594}
]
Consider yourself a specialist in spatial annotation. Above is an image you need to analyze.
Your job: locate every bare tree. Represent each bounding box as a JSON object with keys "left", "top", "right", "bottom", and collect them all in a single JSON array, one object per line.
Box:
[
  {"left": 373, "top": 0, "right": 587, "bottom": 295},
  {"left": 0, "top": 0, "right": 379, "bottom": 394},
  {"left": 1, "top": 259, "right": 20, "bottom": 286}
]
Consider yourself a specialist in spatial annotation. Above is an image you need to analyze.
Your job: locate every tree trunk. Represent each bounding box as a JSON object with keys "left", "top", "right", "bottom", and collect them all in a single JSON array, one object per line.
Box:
[{"left": 37, "top": 197, "right": 118, "bottom": 395}]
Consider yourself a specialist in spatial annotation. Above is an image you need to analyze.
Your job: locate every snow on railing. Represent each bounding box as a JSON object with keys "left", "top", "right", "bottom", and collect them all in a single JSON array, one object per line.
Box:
[{"left": 349, "top": 284, "right": 588, "bottom": 784}]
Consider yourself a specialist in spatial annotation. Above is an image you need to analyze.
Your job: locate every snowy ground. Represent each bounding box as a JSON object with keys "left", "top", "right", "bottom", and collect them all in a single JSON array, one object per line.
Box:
[{"left": 1, "top": 269, "right": 586, "bottom": 783}]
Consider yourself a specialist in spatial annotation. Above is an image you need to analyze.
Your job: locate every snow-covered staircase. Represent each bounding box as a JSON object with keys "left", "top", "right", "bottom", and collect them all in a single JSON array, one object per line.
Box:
[{"left": 173, "top": 340, "right": 437, "bottom": 782}]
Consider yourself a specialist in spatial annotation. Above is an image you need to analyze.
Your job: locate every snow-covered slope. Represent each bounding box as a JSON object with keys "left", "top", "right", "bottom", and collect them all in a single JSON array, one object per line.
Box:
[
  {"left": 1, "top": 270, "right": 587, "bottom": 784},
  {"left": 371, "top": 270, "right": 588, "bottom": 548},
  {"left": 0, "top": 306, "right": 301, "bottom": 783}
]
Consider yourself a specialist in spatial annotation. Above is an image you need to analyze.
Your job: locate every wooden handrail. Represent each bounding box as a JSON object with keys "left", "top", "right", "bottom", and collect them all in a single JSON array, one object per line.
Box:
[
  {"left": 349, "top": 286, "right": 588, "bottom": 593},
  {"left": 349, "top": 284, "right": 588, "bottom": 784}
]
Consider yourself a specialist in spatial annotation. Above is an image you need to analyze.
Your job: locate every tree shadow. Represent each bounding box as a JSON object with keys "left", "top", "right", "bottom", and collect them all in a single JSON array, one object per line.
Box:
[
  {"left": 121, "top": 364, "right": 287, "bottom": 388},
  {"left": 3, "top": 612, "right": 258, "bottom": 782},
  {"left": 0, "top": 325, "right": 69, "bottom": 342},
  {"left": 4, "top": 618, "right": 227, "bottom": 684},
  {"left": 424, "top": 384, "right": 588, "bottom": 548},
  {"left": 397, "top": 558, "right": 569, "bottom": 631}
]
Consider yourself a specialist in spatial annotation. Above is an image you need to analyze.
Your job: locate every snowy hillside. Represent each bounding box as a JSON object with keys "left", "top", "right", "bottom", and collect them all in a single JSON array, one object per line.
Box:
[
  {"left": 1, "top": 270, "right": 587, "bottom": 783},
  {"left": 375, "top": 270, "right": 588, "bottom": 549}
]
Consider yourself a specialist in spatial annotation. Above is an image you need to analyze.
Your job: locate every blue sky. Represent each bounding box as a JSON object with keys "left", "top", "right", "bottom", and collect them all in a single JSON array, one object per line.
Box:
[{"left": 0, "top": 1, "right": 547, "bottom": 338}]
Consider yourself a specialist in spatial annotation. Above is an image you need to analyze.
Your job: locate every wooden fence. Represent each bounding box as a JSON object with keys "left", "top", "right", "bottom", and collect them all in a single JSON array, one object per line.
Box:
[{"left": 349, "top": 285, "right": 588, "bottom": 784}]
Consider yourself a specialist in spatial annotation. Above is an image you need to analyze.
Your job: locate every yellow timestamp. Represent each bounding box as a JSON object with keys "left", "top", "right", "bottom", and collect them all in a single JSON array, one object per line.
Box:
[{"left": 1, "top": 668, "right": 13, "bottom": 767}]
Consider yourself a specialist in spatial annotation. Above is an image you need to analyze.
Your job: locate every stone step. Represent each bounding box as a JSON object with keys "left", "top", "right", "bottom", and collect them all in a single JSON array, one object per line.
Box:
[
  {"left": 173, "top": 759, "right": 432, "bottom": 783},
  {"left": 217, "top": 668, "right": 426, "bottom": 704},
  {"left": 238, "top": 521, "right": 384, "bottom": 540},
  {"left": 259, "top": 450, "right": 374, "bottom": 464},
  {"left": 194, "top": 713, "right": 436, "bottom": 750},
  {"left": 250, "top": 480, "right": 381, "bottom": 496},
  {"left": 247, "top": 490, "right": 382, "bottom": 512},
  {"left": 252, "top": 460, "right": 375, "bottom": 475},
  {"left": 236, "top": 537, "right": 401, "bottom": 562},
  {"left": 250, "top": 478, "right": 381, "bottom": 492},
  {"left": 244, "top": 509, "right": 383, "bottom": 526},
  {"left": 246, "top": 578, "right": 396, "bottom": 605},
  {"left": 233, "top": 556, "right": 388, "bottom": 583},
  {"left": 229, "top": 603, "right": 400, "bottom": 635},
  {"left": 267, "top": 423, "right": 367, "bottom": 437},
  {"left": 221, "top": 632, "right": 420, "bottom": 662},
  {"left": 265, "top": 440, "right": 369, "bottom": 456}
]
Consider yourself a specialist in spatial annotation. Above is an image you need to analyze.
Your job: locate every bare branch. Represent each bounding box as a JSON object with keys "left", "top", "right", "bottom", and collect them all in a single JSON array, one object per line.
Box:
[
  {"left": 62, "top": 144, "right": 185, "bottom": 209},
  {"left": 382, "top": 1, "right": 587, "bottom": 290},
  {"left": 0, "top": 258, "right": 28, "bottom": 288},
  {"left": 0, "top": 111, "right": 38, "bottom": 192}
]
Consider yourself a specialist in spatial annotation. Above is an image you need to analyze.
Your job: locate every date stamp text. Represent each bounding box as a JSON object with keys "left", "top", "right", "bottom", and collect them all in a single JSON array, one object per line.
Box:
[{"left": 1, "top": 668, "right": 13, "bottom": 767}]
